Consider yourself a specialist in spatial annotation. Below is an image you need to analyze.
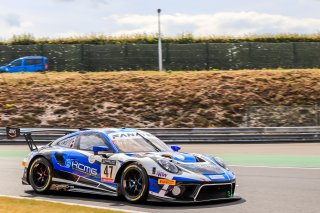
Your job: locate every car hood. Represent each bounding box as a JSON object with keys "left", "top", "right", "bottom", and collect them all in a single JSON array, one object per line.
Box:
[
  {"left": 130, "top": 151, "right": 226, "bottom": 175},
  {"left": 130, "top": 151, "right": 197, "bottom": 163},
  {"left": 177, "top": 161, "right": 225, "bottom": 175}
]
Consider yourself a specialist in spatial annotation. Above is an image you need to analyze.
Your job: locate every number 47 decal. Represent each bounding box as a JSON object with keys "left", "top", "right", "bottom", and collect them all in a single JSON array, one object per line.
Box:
[
  {"left": 102, "top": 165, "right": 114, "bottom": 182},
  {"left": 104, "top": 165, "right": 113, "bottom": 177}
]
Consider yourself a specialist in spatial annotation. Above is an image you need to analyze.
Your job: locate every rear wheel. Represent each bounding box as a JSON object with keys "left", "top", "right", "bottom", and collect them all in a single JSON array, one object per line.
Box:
[
  {"left": 29, "top": 157, "right": 52, "bottom": 193},
  {"left": 120, "top": 163, "right": 149, "bottom": 203}
]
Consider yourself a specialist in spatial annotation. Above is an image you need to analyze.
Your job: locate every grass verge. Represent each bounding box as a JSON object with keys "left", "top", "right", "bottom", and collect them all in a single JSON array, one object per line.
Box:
[{"left": 0, "top": 197, "right": 125, "bottom": 213}]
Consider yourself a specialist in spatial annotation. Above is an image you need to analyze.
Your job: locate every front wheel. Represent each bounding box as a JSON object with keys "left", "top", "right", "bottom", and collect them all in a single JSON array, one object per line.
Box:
[
  {"left": 120, "top": 163, "right": 149, "bottom": 203},
  {"left": 28, "top": 157, "right": 53, "bottom": 193}
]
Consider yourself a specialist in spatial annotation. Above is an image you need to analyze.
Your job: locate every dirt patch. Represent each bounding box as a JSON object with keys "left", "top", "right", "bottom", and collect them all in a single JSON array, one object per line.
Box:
[{"left": 0, "top": 70, "right": 319, "bottom": 128}]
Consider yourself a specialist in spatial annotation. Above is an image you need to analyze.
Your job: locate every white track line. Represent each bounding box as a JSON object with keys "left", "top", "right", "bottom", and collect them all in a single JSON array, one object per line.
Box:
[
  {"left": 0, "top": 195, "right": 146, "bottom": 213},
  {"left": 229, "top": 165, "right": 320, "bottom": 170}
]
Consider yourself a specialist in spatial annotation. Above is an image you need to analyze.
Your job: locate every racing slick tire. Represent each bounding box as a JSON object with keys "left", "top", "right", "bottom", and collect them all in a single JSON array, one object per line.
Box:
[
  {"left": 29, "top": 157, "right": 53, "bottom": 193},
  {"left": 120, "top": 163, "right": 149, "bottom": 203}
]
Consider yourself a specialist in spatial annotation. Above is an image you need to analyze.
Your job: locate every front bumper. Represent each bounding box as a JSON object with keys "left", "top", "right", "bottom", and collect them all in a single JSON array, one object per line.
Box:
[
  {"left": 150, "top": 180, "right": 237, "bottom": 202},
  {"left": 149, "top": 194, "right": 241, "bottom": 203},
  {"left": 148, "top": 194, "right": 242, "bottom": 204},
  {"left": 22, "top": 167, "right": 29, "bottom": 185}
]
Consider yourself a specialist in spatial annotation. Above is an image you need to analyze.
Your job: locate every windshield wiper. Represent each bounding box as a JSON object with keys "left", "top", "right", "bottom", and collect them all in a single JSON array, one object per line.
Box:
[{"left": 136, "top": 132, "right": 161, "bottom": 152}]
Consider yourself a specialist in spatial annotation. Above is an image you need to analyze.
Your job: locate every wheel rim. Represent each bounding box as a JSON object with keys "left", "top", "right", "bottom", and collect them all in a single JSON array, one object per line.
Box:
[
  {"left": 32, "top": 163, "right": 49, "bottom": 188},
  {"left": 123, "top": 169, "right": 144, "bottom": 198}
]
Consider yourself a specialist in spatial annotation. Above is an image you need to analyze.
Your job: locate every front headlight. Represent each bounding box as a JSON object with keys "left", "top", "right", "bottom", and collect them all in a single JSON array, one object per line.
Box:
[
  {"left": 213, "top": 157, "right": 229, "bottom": 170},
  {"left": 157, "top": 159, "right": 179, "bottom": 174}
]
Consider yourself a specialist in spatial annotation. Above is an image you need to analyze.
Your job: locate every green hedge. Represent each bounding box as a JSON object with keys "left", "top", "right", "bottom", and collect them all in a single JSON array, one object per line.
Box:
[{"left": 4, "top": 33, "right": 320, "bottom": 45}]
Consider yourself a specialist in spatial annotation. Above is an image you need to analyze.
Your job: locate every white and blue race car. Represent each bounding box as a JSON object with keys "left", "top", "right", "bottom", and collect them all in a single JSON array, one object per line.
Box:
[{"left": 7, "top": 127, "right": 237, "bottom": 203}]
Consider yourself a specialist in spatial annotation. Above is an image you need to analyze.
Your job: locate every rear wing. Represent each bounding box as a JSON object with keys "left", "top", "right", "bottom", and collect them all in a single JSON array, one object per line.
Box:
[{"left": 6, "top": 127, "right": 81, "bottom": 151}]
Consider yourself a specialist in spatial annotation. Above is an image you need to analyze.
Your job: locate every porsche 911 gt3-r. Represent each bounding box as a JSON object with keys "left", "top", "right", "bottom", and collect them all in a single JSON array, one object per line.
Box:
[{"left": 6, "top": 127, "right": 238, "bottom": 203}]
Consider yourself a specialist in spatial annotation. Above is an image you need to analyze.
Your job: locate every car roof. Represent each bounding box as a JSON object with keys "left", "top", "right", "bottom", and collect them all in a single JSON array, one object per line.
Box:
[
  {"left": 18, "top": 56, "right": 46, "bottom": 60},
  {"left": 68, "top": 127, "right": 141, "bottom": 136},
  {"left": 53, "top": 128, "right": 141, "bottom": 143},
  {"left": 99, "top": 127, "right": 141, "bottom": 135}
]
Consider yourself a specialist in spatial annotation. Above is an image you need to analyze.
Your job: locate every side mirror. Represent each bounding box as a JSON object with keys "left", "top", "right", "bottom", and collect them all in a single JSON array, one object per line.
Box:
[
  {"left": 171, "top": 145, "right": 181, "bottom": 152},
  {"left": 93, "top": 146, "right": 109, "bottom": 155}
]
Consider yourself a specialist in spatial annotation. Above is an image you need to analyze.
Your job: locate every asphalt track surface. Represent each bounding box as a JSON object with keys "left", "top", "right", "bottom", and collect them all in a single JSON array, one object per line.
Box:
[{"left": 0, "top": 144, "right": 320, "bottom": 213}]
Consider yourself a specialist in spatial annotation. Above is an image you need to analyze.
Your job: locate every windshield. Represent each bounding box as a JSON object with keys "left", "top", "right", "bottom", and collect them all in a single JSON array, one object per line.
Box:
[{"left": 108, "top": 131, "right": 172, "bottom": 153}]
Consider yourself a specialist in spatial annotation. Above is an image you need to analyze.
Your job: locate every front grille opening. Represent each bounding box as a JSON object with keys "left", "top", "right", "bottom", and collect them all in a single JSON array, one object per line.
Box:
[
  {"left": 196, "top": 184, "right": 232, "bottom": 201},
  {"left": 165, "top": 184, "right": 198, "bottom": 200}
]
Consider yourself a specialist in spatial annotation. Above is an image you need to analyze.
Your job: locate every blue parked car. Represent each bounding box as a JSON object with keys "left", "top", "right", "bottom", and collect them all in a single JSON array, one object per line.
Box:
[{"left": 0, "top": 56, "right": 48, "bottom": 73}]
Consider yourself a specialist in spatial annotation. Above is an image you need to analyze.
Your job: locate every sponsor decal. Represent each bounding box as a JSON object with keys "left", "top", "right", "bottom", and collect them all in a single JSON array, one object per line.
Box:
[
  {"left": 66, "top": 160, "right": 98, "bottom": 177},
  {"left": 156, "top": 171, "right": 167, "bottom": 178},
  {"left": 64, "top": 159, "right": 72, "bottom": 168},
  {"left": 208, "top": 175, "right": 225, "bottom": 179},
  {"left": 102, "top": 177, "right": 114, "bottom": 182},
  {"left": 197, "top": 163, "right": 216, "bottom": 169},
  {"left": 109, "top": 132, "right": 155, "bottom": 140},
  {"left": 158, "top": 179, "right": 176, "bottom": 186},
  {"left": 101, "top": 159, "right": 116, "bottom": 165},
  {"left": 6, "top": 127, "right": 20, "bottom": 139},
  {"left": 88, "top": 155, "right": 95, "bottom": 164},
  {"left": 69, "top": 139, "right": 75, "bottom": 148}
]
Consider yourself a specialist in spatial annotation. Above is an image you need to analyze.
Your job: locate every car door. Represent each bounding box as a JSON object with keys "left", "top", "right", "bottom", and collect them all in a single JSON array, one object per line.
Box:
[
  {"left": 8, "top": 59, "right": 23, "bottom": 72},
  {"left": 52, "top": 135, "right": 78, "bottom": 173},
  {"left": 35, "top": 58, "right": 45, "bottom": 71},
  {"left": 70, "top": 132, "right": 112, "bottom": 182},
  {"left": 24, "top": 59, "right": 41, "bottom": 72},
  {"left": 52, "top": 132, "right": 116, "bottom": 185},
  {"left": 53, "top": 133, "right": 101, "bottom": 179},
  {"left": 24, "top": 59, "right": 33, "bottom": 72}
]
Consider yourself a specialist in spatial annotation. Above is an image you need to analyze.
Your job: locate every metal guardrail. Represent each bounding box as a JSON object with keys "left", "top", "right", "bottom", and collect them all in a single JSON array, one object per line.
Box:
[{"left": 0, "top": 127, "right": 320, "bottom": 144}]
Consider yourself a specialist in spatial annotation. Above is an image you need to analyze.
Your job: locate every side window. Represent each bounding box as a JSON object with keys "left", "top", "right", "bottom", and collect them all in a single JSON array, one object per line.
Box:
[
  {"left": 35, "top": 59, "right": 43, "bottom": 65},
  {"left": 11, "top": 60, "right": 22, "bottom": 67},
  {"left": 79, "top": 134, "right": 109, "bottom": 151},
  {"left": 25, "top": 59, "right": 43, "bottom": 65},
  {"left": 58, "top": 136, "right": 77, "bottom": 149}
]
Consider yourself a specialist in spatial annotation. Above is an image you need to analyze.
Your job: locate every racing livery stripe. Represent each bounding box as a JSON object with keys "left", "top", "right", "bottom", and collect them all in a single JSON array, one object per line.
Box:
[{"left": 53, "top": 170, "right": 117, "bottom": 192}]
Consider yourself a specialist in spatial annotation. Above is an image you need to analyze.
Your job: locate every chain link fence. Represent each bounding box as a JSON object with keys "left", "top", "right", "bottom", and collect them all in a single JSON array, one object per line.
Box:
[
  {"left": 1, "top": 42, "right": 320, "bottom": 71},
  {"left": 245, "top": 105, "right": 320, "bottom": 127}
]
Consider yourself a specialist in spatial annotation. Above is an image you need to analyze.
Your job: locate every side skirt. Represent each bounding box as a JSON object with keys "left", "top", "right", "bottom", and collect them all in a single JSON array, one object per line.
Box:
[
  {"left": 52, "top": 178, "right": 118, "bottom": 197},
  {"left": 67, "top": 188, "right": 118, "bottom": 197}
]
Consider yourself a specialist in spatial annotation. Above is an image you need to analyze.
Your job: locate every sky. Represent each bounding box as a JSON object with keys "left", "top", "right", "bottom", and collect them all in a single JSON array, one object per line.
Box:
[{"left": 1, "top": 0, "right": 320, "bottom": 39}]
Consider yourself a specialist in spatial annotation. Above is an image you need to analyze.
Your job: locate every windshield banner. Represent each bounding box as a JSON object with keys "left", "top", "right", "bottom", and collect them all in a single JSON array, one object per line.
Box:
[{"left": 108, "top": 132, "right": 156, "bottom": 140}]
